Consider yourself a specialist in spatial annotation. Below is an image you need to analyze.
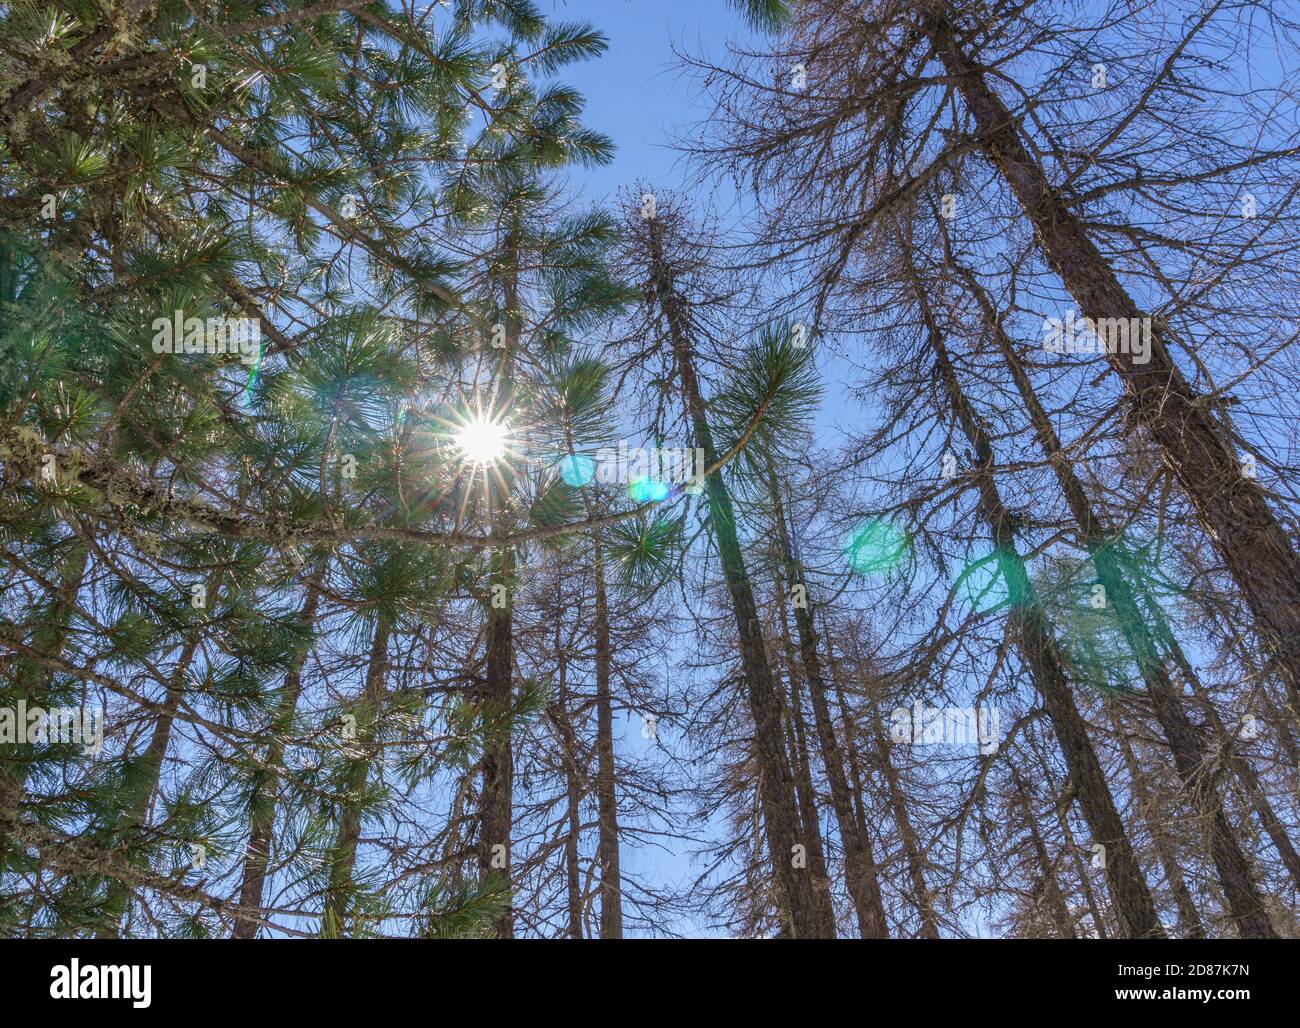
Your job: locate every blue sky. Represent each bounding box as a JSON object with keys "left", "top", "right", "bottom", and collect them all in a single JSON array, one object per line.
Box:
[
  {"left": 468, "top": 1, "right": 1279, "bottom": 939},
  {"left": 538, "top": 2, "right": 758, "bottom": 935},
  {"left": 545, "top": 0, "right": 749, "bottom": 204},
  {"left": 539, "top": 0, "right": 863, "bottom": 450}
]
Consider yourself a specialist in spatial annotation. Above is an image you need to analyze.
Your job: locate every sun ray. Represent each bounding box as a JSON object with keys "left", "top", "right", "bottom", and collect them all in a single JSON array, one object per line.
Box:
[{"left": 453, "top": 414, "right": 510, "bottom": 466}]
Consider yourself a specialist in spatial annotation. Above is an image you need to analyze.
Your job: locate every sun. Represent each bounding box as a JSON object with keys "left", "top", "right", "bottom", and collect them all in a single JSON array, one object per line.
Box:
[{"left": 454, "top": 414, "right": 510, "bottom": 465}]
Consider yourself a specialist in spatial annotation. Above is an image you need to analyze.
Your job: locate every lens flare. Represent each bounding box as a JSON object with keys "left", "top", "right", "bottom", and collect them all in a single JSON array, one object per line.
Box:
[
  {"left": 842, "top": 518, "right": 909, "bottom": 576},
  {"left": 558, "top": 454, "right": 595, "bottom": 487},
  {"left": 628, "top": 476, "right": 670, "bottom": 503},
  {"left": 957, "top": 549, "right": 1014, "bottom": 613},
  {"left": 454, "top": 415, "right": 509, "bottom": 465}
]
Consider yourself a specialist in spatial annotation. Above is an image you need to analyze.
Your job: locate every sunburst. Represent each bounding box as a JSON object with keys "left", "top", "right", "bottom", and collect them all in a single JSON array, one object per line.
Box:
[{"left": 453, "top": 413, "right": 511, "bottom": 466}]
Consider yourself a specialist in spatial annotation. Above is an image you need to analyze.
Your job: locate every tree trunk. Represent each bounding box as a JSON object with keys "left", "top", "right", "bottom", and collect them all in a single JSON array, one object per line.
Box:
[
  {"left": 477, "top": 549, "right": 515, "bottom": 938},
  {"left": 823, "top": 624, "right": 874, "bottom": 843},
  {"left": 645, "top": 219, "right": 826, "bottom": 937},
  {"left": 98, "top": 603, "right": 210, "bottom": 938},
  {"left": 1053, "top": 780, "right": 1112, "bottom": 939},
  {"left": 772, "top": 592, "right": 839, "bottom": 935},
  {"left": 233, "top": 569, "right": 325, "bottom": 938},
  {"left": 475, "top": 221, "right": 522, "bottom": 938},
  {"left": 1110, "top": 706, "right": 1207, "bottom": 939},
  {"left": 0, "top": 543, "right": 89, "bottom": 869},
  {"left": 866, "top": 682, "right": 940, "bottom": 937},
  {"left": 1010, "top": 765, "right": 1077, "bottom": 938},
  {"left": 906, "top": 258, "right": 1165, "bottom": 937},
  {"left": 945, "top": 246, "right": 1277, "bottom": 936},
  {"left": 320, "top": 617, "right": 391, "bottom": 938},
  {"left": 591, "top": 534, "right": 623, "bottom": 938},
  {"left": 925, "top": 5, "right": 1300, "bottom": 709},
  {"left": 554, "top": 633, "right": 584, "bottom": 939},
  {"left": 1166, "top": 639, "right": 1300, "bottom": 891},
  {"left": 768, "top": 466, "right": 888, "bottom": 937}
]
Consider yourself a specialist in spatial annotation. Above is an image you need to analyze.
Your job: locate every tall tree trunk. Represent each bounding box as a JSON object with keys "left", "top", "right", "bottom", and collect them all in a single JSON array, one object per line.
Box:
[
  {"left": 1109, "top": 706, "right": 1207, "bottom": 939},
  {"left": 1166, "top": 640, "right": 1300, "bottom": 891},
  {"left": 1053, "top": 781, "right": 1112, "bottom": 939},
  {"left": 476, "top": 221, "right": 522, "bottom": 938},
  {"left": 233, "top": 567, "right": 325, "bottom": 938},
  {"left": 98, "top": 578, "right": 215, "bottom": 939},
  {"left": 904, "top": 254, "right": 1165, "bottom": 937},
  {"left": 822, "top": 624, "right": 874, "bottom": 841},
  {"left": 645, "top": 219, "right": 826, "bottom": 937},
  {"left": 1258, "top": 686, "right": 1300, "bottom": 769},
  {"left": 1221, "top": 737, "right": 1300, "bottom": 892},
  {"left": 591, "top": 533, "right": 623, "bottom": 938},
  {"left": 1009, "top": 765, "right": 1077, "bottom": 938},
  {"left": 477, "top": 548, "right": 515, "bottom": 938},
  {"left": 866, "top": 682, "right": 940, "bottom": 938},
  {"left": 320, "top": 617, "right": 391, "bottom": 938},
  {"left": 944, "top": 244, "right": 1277, "bottom": 936},
  {"left": 768, "top": 466, "right": 888, "bottom": 937},
  {"left": 772, "top": 592, "right": 838, "bottom": 935},
  {"left": 553, "top": 631, "right": 584, "bottom": 939},
  {"left": 924, "top": 5, "right": 1300, "bottom": 708},
  {"left": 0, "top": 543, "right": 89, "bottom": 870}
]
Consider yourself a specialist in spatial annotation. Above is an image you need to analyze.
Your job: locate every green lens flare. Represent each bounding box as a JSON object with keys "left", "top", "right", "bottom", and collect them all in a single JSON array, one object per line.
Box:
[
  {"left": 242, "top": 341, "right": 265, "bottom": 400},
  {"left": 628, "top": 476, "right": 669, "bottom": 503},
  {"left": 957, "top": 549, "right": 1012, "bottom": 613},
  {"left": 559, "top": 454, "right": 595, "bottom": 487},
  {"left": 1113, "top": 531, "right": 1188, "bottom": 607},
  {"left": 1032, "top": 555, "right": 1138, "bottom": 695},
  {"left": 842, "top": 518, "right": 909, "bottom": 576}
]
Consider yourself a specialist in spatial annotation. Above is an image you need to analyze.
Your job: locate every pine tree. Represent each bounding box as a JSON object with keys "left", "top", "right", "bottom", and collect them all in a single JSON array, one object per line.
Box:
[{"left": 618, "top": 194, "right": 832, "bottom": 937}]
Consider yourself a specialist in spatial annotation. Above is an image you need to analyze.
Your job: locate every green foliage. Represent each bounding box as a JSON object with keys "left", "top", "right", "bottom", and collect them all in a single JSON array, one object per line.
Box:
[
  {"left": 712, "top": 321, "right": 822, "bottom": 477},
  {"left": 607, "top": 513, "right": 685, "bottom": 592},
  {"left": 417, "top": 875, "right": 512, "bottom": 939},
  {"left": 0, "top": 0, "right": 629, "bottom": 938},
  {"left": 728, "top": 0, "right": 793, "bottom": 32}
]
